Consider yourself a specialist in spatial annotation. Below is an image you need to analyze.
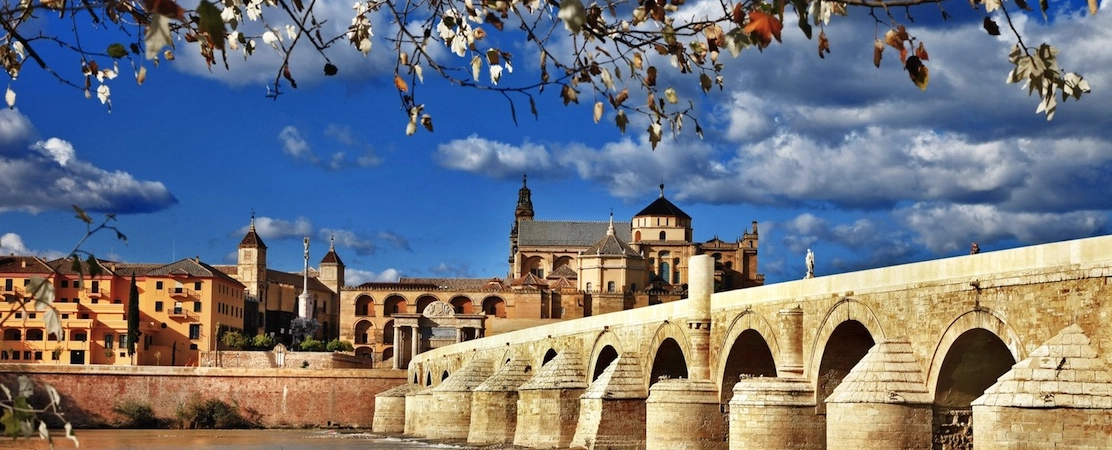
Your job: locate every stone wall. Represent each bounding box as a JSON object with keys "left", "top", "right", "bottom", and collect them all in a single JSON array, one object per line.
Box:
[
  {"left": 0, "top": 364, "right": 405, "bottom": 428},
  {"left": 198, "top": 349, "right": 375, "bottom": 370}
]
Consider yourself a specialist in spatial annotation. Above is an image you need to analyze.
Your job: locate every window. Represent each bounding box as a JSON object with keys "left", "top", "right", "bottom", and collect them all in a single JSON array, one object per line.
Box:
[
  {"left": 73, "top": 280, "right": 80, "bottom": 288},
  {"left": 631, "top": 284, "right": 637, "bottom": 292},
  {"left": 34, "top": 351, "right": 42, "bottom": 360},
  {"left": 61, "top": 280, "right": 69, "bottom": 288},
  {"left": 118, "top": 335, "right": 126, "bottom": 348},
  {"left": 155, "top": 301, "right": 163, "bottom": 312},
  {"left": 659, "top": 231, "right": 666, "bottom": 240},
  {"left": 530, "top": 268, "right": 544, "bottom": 277},
  {"left": 74, "top": 332, "right": 87, "bottom": 342},
  {"left": 3, "top": 279, "right": 11, "bottom": 291},
  {"left": 91, "top": 280, "right": 99, "bottom": 293},
  {"left": 79, "top": 313, "right": 89, "bottom": 319},
  {"left": 194, "top": 282, "right": 201, "bottom": 290},
  {"left": 11, "top": 351, "right": 18, "bottom": 360},
  {"left": 586, "top": 282, "right": 592, "bottom": 292},
  {"left": 173, "top": 302, "right": 183, "bottom": 315},
  {"left": 156, "top": 281, "right": 164, "bottom": 290},
  {"left": 27, "top": 313, "right": 35, "bottom": 319},
  {"left": 104, "top": 334, "right": 113, "bottom": 349},
  {"left": 607, "top": 281, "right": 616, "bottom": 293},
  {"left": 189, "top": 324, "right": 201, "bottom": 340},
  {"left": 193, "top": 301, "right": 202, "bottom": 313}
]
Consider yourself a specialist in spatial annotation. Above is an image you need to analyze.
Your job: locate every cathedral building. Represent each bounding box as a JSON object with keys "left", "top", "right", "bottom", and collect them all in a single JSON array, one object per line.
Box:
[{"left": 337, "top": 177, "right": 764, "bottom": 369}]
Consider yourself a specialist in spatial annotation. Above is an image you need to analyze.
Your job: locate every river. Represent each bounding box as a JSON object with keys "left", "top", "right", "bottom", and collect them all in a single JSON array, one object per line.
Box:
[{"left": 0, "top": 429, "right": 532, "bottom": 450}]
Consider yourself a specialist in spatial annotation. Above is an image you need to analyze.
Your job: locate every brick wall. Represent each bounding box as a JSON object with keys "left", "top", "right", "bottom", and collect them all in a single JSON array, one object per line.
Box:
[
  {"left": 0, "top": 364, "right": 405, "bottom": 428},
  {"left": 198, "top": 349, "right": 375, "bottom": 369}
]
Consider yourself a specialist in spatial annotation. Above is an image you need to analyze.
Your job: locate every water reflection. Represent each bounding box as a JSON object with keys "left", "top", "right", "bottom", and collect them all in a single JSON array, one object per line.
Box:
[{"left": 0, "top": 429, "right": 457, "bottom": 450}]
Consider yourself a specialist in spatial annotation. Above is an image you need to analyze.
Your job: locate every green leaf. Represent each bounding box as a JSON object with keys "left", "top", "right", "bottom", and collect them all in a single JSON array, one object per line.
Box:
[
  {"left": 197, "top": 0, "right": 226, "bottom": 50},
  {"left": 107, "top": 43, "right": 128, "bottom": 59}
]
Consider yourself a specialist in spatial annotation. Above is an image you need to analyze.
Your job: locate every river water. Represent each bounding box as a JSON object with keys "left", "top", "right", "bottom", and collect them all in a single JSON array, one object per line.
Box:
[{"left": 0, "top": 429, "right": 527, "bottom": 450}]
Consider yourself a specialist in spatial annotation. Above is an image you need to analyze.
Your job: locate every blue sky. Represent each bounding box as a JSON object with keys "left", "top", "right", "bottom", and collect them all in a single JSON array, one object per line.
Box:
[{"left": 1, "top": 0, "right": 1109, "bottom": 285}]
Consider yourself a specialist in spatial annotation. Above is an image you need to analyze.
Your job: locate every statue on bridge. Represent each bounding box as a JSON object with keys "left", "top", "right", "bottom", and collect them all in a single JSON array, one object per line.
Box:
[{"left": 805, "top": 249, "right": 815, "bottom": 279}]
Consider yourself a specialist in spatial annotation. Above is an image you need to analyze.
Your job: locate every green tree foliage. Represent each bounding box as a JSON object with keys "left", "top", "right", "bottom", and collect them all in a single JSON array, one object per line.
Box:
[
  {"left": 127, "top": 274, "right": 140, "bottom": 356},
  {"left": 297, "top": 337, "right": 324, "bottom": 352},
  {"left": 250, "top": 333, "right": 276, "bottom": 350},
  {"left": 220, "top": 330, "right": 250, "bottom": 350},
  {"left": 326, "top": 339, "right": 355, "bottom": 352},
  {"left": 0, "top": 0, "right": 1094, "bottom": 145}
]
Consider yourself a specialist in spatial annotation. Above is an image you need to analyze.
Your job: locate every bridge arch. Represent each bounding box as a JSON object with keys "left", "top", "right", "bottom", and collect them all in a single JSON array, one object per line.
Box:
[
  {"left": 809, "top": 298, "right": 884, "bottom": 410},
  {"left": 807, "top": 297, "right": 886, "bottom": 380},
  {"left": 587, "top": 330, "right": 624, "bottom": 382},
  {"left": 926, "top": 308, "right": 1024, "bottom": 402},
  {"left": 717, "top": 311, "right": 780, "bottom": 402},
  {"left": 643, "top": 321, "right": 691, "bottom": 391}
]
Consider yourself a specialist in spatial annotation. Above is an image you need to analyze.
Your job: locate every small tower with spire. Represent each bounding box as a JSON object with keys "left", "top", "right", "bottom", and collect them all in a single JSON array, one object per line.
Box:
[
  {"left": 318, "top": 234, "right": 345, "bottom": 295},
  {"left": 237, "top": 213, "right": 267, "bottom": 303},
  {"left": 509, "top": 174, "right": 535, "bottom": 276}
]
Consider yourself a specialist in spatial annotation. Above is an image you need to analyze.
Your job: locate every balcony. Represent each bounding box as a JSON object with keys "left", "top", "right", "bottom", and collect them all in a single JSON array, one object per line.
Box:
[
  {"left": 168, "top": 307, "right": 196, "bottom": 321},
  {"left": 168, "top": 287, "right": 194, "bottom": 299}
]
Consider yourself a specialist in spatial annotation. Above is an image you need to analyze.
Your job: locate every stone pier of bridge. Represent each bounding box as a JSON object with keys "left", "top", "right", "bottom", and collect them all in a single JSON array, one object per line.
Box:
[{"left": 373, "top": 235, "right": 1112, "bottom": 449}]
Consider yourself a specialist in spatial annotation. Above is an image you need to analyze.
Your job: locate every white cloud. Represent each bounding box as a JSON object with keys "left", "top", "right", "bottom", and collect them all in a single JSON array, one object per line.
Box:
[
  {"left": 0, "top": 232, "right": 30, "bottom": 255},
  {"left": 434, "top": 135, "right": 563, "bottom": 179},
  {"left": 321, "top": 228, "right": 377, "bottom": 256},
  {"left": 0, "top": 232, "right": 66, "bottom": 259},
  {"left": 0, "top": 111, "right": 177, "bottom": 214},
  {"left": 345, "top": 268, "right": 402, "bottom": 285},
  {"left": 897, "top": 203, "right": 1107, "bottom": 253},
  {"left": 278, "top": 125, "right": 382, "bottom": 170},
  {"left": 236, "top": 216, "right": 314, "bottom": 241}
]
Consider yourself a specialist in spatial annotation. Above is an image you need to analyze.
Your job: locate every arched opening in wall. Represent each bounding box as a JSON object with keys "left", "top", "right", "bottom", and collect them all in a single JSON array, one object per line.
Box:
[
  {"left": 383, "top": 347, "right": 394, "bottom": 365},
  {"left": 412, "top": 373, "right": 418, "bottom": 384},
  {"left": 450, "top": 296, "right": 474, "bottom": 314},
  {"left": 3, "top": 329, "right": 20, "bottom": 340},
  {"left": 816, "top": 320, "right": 874, "bottom": 414},
  {"left": 650, "top": 338, "right": 688, "bottom": 386},
  {"left": 634, "top": 230, "right": 642, "bottom": 241},
  {"left": 355, "top": 295, "right": 375, "bottom": 316},
  {"left": 483, "top": 297, "right": 507, "bottom": 318},
  {"left": 354, "top": 347, "right": 374, "bottom": 364},
  {"left": 720, "top": 329, "right": 778, "bottom": 404},
  {"left": 26, "top": 328, "right": 43, "bottom": 341},
  {"left": 425, "top": 372, "right": 432, "bottom": 386},
  {"left": 593, "top": 345, "right": 619, "bottom": 382},
  {"left": 354, "top": 320, "right": 374, "bottom": 345},
  {"left": 933, "top": 328, "right": 1016, "bottom": 447},
  {"left": 542, "top": 348, "right": 558, "bottom": 366},
  {"left": 522, "top": 255, "right": 546, "bottom": 278},
  {"left": 659, "top": 231, "right": 666, "bottom": 240},
  {"left": 441, "top": 370, "right": 450, "bottom": 381},
  {"left": 415, "top": 295, "right": 438, "bottom": 314},
  {"left": 554, "top": 256, "right": 574, "bottom": 271},
  {"left": 383, "top": 295, "right": 406, "bottom": 316},
  {"left": 383, "top": 320, "right": 396, "bottom": 346}
]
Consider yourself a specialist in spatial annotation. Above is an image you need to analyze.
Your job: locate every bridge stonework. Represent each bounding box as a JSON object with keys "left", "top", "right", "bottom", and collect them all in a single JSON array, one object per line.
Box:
[{"left": 377, "top": 235, "right": 1112, "bottom": 448}]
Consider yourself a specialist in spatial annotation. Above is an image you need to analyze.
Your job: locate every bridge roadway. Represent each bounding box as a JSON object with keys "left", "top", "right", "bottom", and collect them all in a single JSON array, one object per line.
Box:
[{"left": 374, "top": 234, "right": 1112, "bottom": 449}]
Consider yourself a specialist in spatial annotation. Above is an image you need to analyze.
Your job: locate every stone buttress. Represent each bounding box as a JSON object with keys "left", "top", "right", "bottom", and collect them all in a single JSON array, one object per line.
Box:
[
  {"left": 729, "top": 377, "right": 823, "bottom": 450},
  {"left": 972, "top": 324, "right": 1112, "bottom": 449},
  {"left": 426, "top": 358, "right": 495, "bottom": 440},
  {"left": 646, "top": 378, "right": 728, "bottom": 450},
  {"left": 645, "top": 254, "right": 726, "bottom": 450},
  {"left": 403, "top": 385, "right": 434, "bottom": 437},
  {"left": 825, "top": 339, "right": 933, "bottom": 449},
  {"left": 469, "top": 357, "right": 534, "bottom": 445},
  {"left": 372, "top": 383, "right": 421, "bottom": 434},
  {"left": 514, "top": 350, "right": 588, "bottom": 448},
  {"left": 570, "top": 353, "right": 648, "bottom": 449}
]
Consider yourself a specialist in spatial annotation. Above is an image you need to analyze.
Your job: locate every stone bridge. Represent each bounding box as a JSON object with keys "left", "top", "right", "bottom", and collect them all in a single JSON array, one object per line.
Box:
[{"left": 373, "top": 235, "right": 1112, "bottom": 449}]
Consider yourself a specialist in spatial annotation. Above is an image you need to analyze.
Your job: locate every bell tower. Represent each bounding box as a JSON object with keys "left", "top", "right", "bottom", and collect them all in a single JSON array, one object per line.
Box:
[{"left": 509, "top": 174, "right": 535, "bottom": 276}]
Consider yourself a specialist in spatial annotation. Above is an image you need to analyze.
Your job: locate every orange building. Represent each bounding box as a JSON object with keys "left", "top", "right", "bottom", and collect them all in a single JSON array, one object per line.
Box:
[{"left": 0, "top": 255, "right": 245, "bottom": 366}]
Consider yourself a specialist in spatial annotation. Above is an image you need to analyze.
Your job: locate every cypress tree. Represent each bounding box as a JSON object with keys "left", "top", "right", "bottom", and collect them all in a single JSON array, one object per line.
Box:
[{"left": 127, "top": 274, "right": 140, "bottom": 356}]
